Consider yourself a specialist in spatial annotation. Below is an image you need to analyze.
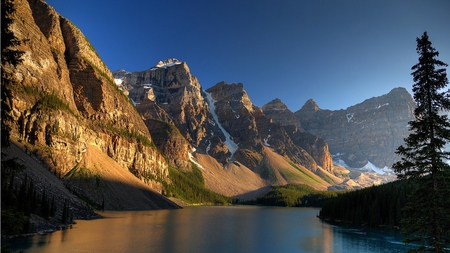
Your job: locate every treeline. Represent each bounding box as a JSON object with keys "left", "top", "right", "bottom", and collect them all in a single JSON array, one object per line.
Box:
[
  {"left": 319, "top": 180, "right": 415, "bottom": 227},
  {"left": 1, "top": 158, "right": 71, "bottom": 235},
  {"left": 162, "top": 163, "right": 231, "bottom": 205},
  {"left": 247, "top": 184, "right": 343, "bottom": 207}
]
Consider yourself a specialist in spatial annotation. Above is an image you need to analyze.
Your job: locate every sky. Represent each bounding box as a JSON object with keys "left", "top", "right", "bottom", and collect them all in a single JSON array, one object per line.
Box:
[{"left": 46, "top": 0, "right": 450, "bottom": 111}]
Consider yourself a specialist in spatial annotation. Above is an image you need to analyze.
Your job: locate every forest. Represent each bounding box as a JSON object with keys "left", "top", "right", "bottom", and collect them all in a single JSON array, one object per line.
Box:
[
  {"left": 318, "top": 180, "right": 414, "bottom": 227},
  {"left": 240, "top": 184, "right": 343, "bottom": 207},
  {"left": 1, "top": 157, "right": 72, "bottom": 235}
]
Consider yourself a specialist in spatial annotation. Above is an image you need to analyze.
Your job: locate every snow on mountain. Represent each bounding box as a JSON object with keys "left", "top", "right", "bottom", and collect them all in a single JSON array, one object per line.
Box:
[
  {"left": 152, "top": 58, "right": 183, "bottom": 70},
  {"left": 189, "top": 148, "right": 205, "bottom": 171},
  {"left": 204, "top": 90, "right": 239, "bottom": 157},
  {"left": 332, "top": 154, "right": 393, "bottom": 175},
  {"left": 263, "top": 135, "right": 271, "bottom": 146},
  {"left": 114, "top": 78, "right": 123, "bottom": 85}
]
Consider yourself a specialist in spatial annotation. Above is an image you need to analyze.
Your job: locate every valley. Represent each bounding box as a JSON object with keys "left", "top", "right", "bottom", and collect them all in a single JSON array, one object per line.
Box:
[{"left": 1, "top": 0, "right": 415, "bottom": 236}]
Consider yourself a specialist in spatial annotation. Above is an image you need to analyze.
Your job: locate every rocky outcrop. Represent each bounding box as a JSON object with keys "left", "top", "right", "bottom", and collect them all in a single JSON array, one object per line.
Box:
[
  {"left": 295, "top": 87, "right": 415, "bottom": 168},
  {"left": 283, "top": 125, "right": 333, "bottom": 172},
  {"left": 262, "top": 98, "right": 303, "bottom": 130},
  {"left": 143, "top": 119, "right": 192, "bottom": 171},
  {"left": 2, "top": 0, "right": 175, "bottom": 208},
  {"left": 122, "top": 59, "right": 211, "bottom": 147}
]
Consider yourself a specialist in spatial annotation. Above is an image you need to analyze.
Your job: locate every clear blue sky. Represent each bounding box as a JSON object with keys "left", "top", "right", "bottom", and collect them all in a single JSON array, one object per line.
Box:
[{"left": 46, "top": 0, "right": 450, "bottom": 111}]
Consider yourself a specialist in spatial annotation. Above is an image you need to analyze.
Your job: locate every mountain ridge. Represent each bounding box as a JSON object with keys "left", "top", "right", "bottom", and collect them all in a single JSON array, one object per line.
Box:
[{"left": 3, "top": 0, "right": 416, "bottom": 221}]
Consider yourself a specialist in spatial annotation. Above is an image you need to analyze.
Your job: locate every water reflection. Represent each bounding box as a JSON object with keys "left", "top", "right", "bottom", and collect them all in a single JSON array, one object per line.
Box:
[{"left": 5, "top": 206, "right": 409, "bottom": 253}]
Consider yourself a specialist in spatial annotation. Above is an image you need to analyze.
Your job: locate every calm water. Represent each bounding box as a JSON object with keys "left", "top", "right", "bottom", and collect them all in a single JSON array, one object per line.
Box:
[{"left": 6, "top": 206, "right": 411, "bottom": 253}]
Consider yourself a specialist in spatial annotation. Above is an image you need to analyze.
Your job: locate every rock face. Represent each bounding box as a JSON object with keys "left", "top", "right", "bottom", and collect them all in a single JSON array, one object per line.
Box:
[
  {"left": 262, "top": 98, "right": 303, "bottom": 130},
  {"left": 124, "top": 59, "right": 210, "bottom": 145},
  {"left": 119, "top": 64, "right": 336, "bottom": 188},
  {"left": 3, "top": 0, "right": 416, "bottom": 204},
  {"left": 295, "top": 87, "right": 415, "bottom": 168},
  {"left": 2, "top": 0, "right": 176, "bottom": 209}
]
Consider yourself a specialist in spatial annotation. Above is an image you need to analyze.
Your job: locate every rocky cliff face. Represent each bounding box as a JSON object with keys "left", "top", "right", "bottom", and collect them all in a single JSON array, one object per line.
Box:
[
  {"left": 119, "top": 63, "right": 336, "bottom": 187},
  {"left": 295, "top": 87, "right": 415, "bottom": 168},
  {"left": 2, "top": 0, "right": 175, "bottom": 209},
  {"left": 205, "top": 82, "right": 330, "bottom": 172},
  {"left": 262, "top": 98, "right": 303, "bottom": 130}
]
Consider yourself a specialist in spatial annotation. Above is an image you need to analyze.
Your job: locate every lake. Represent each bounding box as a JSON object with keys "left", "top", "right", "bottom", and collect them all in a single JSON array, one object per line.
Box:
[{"left": 5, "top": 206, "right": 411, "bottom": 253}]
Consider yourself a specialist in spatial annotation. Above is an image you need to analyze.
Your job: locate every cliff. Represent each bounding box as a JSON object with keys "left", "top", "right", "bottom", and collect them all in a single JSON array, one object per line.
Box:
[
  {"left": 119, "top": 64, "right": 340, "bottom": 191},
  {"left": 295, "top": 87, "right": 415, "bottom": 168},
  {"left": 2, "top": 0, "right": 178, "bottom": 210}
]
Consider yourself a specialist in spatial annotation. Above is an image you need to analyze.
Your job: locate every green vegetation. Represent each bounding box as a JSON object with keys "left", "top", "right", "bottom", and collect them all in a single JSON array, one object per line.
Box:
[
  {"left": 286, "top": 160, "right": 322, "bottom": 184},
  {"left": 253, "top": 184, "right": 342, "bottom": 207},
  {"left": 162, "top": 163, "right": 231, "bottom": 205},
  {"left": 317, "top": 32, "right": 450, "bottom": 252},
  {"left": 38, "top": 92, "right": 76, "bottom": 115},
  {"left": 82, "top": 57, "right": 134, "bottom": 107},
  {"left": 97, "top": 123, "right": 154, "bottom": 147},
  {"left": 259, "top": 163, "right": 276, "bottom": 181},
  {"left": 15, "top": 85, "right": 80, "bottom": 121},
  {"left": 319, "top": 180, "right": 413, "bottom": 227},
  {"left": 1, "top": 159, "right": 63, "bottom": 236},
  {"left": 392, "top": 32, "right": 450, "bottom": 252}
]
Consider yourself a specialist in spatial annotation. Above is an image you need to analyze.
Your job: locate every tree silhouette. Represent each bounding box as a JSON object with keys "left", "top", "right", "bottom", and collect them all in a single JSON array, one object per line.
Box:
[
  {"left": 393, "top": 31, "right": 450, "bottom": 252},
  {"left": 1, "top": 0, "right": 25, "bottom": 148}
]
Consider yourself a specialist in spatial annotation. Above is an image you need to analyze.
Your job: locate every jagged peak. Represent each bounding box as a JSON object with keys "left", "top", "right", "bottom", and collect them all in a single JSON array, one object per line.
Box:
[
  {"left": 301, "top": 99, "right": 321, "bottom": 112},
  {"left": 262, "top": 98, "right": 289, "bottom": 111},
  {"left": 387, "top": 87, "right": 410, "bottom": 96},
  {"left": 207, "top": 81, "right": 247, "bottom": 97},
  {"left": 152, "top": 58, "right": 183, "bottom": 69}
]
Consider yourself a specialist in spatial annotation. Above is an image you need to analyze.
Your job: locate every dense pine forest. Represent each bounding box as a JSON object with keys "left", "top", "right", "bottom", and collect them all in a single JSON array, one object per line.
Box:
[
  {"left": 318, "top": 180, "right": 415, "bottom": 227},
  {"left": 240, "top": 184, "right": 342, "bottom": 207},
  {"left": 1, "top": 157, "right": 72, "bottom": 235}
]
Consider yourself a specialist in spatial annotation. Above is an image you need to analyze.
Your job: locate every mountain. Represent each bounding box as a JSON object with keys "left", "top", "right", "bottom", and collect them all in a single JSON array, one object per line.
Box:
[
  {"left": 2, "top": 0, "right": 179, "bottom": 214},
  {"left": 261, "top": 89, "right": 415, "bottom": 189},
  {"left": 262, "top": 98, "right": 303, "bottom": 130},
  {"left": 3, "top": 1, "right": 417, "bottom": 225},
  {"left": 295, "top": 87, "right": 415, "bottom": 169},
  {"left": 116, "top": 61, "right": 342, "bottom": 194}
]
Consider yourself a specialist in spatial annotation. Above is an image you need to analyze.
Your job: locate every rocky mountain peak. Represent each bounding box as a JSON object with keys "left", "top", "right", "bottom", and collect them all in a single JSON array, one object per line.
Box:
[
  {"left": 296, "top": 87, "right": 415, "bottom": 168},
  {"left": 154, "top": 58, "right": 183, "bottom": 69},
  {"left": 300, "top": 99, "right": 321, "bottom": 112},
  {"left": 263, "top": 98, "right": 288, "bottom": 110},
  {"left": 207, "top": 81, "right": 254, "bottom": 114},
  {"left": 262, "top": 98, "right": 302, "bottom": 129},
  {"left": 112, "top": 69, "right": 130, "bottom": 79}
]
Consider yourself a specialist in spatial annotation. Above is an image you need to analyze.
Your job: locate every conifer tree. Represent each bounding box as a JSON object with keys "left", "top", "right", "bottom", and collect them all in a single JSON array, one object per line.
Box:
[
  {"left": 1, "top": 0, "right": 25, "bottom": 148},
  {"left": 393, "top": 31, "right": 450, "bottom": 252}
]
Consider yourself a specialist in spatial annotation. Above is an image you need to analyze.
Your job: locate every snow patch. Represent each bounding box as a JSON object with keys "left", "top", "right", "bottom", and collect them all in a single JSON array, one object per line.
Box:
[
  {"left": 130, "top": 98, "right": 137, "bottom": 106},
  {"left": 206, "top": 140, "right": 211, "bottom": 154},
  {"left": 360, "top": 161, "right": 387, "bottom": 175},
  {"left": 204, "top": 91, "right": 239, "bottom": 157},
  {"left": 155, "top": 58, "right": 182, "bottom": 69},
  {"left": 333, "top": 155, "right": 394, "bottom": 175},
  {"left": 114, "top": 78, "right": 123, "bottom": 85},
  {"left": 263, "top": 135, "right": 271, "bottom": 146},
  {"left": 231, "top": 106, "right": 240, "bottom": 119},
  {"left": 376, "top": 103, "right": 389, "bottom": 109},
  {"left": 346, "top": 113, "right": 354, "bottom": 122},
  {"left": 189, "top": 151, "right": 205, "bottom": 170}
]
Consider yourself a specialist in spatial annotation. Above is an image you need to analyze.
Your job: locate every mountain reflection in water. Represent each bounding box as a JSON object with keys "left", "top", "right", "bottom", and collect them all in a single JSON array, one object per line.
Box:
[{"left": 6, "top": 206, "right": 411, "bottom": 253}]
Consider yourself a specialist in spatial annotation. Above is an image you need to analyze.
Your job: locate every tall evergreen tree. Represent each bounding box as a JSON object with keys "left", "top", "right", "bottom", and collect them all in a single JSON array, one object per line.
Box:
[
  {"left": 393, "top": 31, "right": 450, "bottom": 252},
  {"left": 1, "top": 0, "right": 25, "bottom": 148}
]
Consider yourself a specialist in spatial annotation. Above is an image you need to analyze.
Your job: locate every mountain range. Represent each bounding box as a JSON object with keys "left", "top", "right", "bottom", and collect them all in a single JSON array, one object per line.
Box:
[{"left": 2, "top": 0, "right": 416, "bottom": 217}]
